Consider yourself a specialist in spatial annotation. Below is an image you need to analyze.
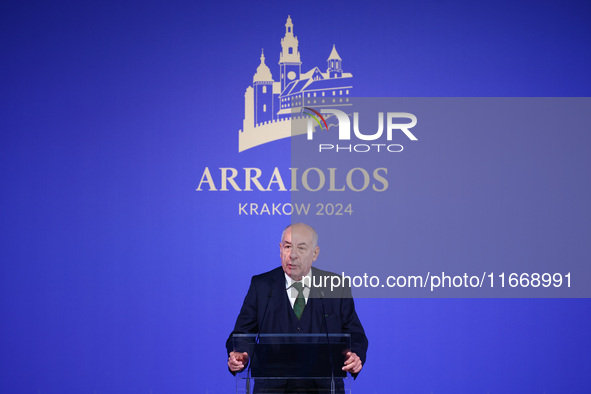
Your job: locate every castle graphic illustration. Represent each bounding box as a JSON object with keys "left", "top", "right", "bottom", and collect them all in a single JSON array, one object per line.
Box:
[{"left": 239, "top": 16, "right": 353, "bottom": 152}]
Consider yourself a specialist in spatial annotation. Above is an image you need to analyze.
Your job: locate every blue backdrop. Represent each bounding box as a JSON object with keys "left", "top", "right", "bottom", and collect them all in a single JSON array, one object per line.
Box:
[{"left": 1, "top": 0, "right": 590, "bottom": 392}]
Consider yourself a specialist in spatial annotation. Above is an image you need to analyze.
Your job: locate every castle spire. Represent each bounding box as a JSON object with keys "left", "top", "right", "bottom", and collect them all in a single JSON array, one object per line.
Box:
[
  {"left": 285, "top": 15, "right": 293, "bottom": 35},
  {"left": 327, "top": 45, "right": 342, "bottom": 61},
  {"left": 280, "top": 16, "right": 301, "bottom": 64},
  {"left": 279, "top": 16, "right": 302, "bottom": 91},
  {"left": 260, "top": 48, "right": 266, "bottom": 64}
]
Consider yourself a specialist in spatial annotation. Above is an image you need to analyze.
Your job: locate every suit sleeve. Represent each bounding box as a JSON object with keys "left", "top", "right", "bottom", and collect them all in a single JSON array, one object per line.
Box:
[
  {"left": 340, "top": 295, "right": 368, "bottom": 367},
  {"left": 225, "top": 277, "right": 259, "bottom": 356}
]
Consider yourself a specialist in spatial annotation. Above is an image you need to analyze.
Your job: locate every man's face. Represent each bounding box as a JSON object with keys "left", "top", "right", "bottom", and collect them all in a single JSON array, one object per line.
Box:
[{"left": 280, "top": 225, "right": 319, "bottom": 281}]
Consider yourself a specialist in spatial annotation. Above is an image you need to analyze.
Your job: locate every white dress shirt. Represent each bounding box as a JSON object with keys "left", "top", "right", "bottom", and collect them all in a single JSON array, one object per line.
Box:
[{"left": 285, "top": 271, "right": 312, "bottom": 308}]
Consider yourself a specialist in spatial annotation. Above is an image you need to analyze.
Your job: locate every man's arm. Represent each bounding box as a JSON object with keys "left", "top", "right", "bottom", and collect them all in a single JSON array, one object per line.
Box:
[
  {"left": 225, "top": 277, "right": 259, "bottom": 373},
  {"left": 340, "top": 296, "right": 368, "bottom": 366},
  {"left": 339, "top": 288, "right": 368, "bottom": 377}
]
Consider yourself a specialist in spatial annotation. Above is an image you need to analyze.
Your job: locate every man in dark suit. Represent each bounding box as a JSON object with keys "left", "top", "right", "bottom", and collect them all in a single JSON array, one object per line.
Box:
[{"left": 226, "top": 223, "right": 368, "bottom": 393}]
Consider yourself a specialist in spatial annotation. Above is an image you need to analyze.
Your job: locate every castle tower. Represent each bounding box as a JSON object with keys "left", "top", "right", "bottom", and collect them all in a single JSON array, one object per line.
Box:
[
  {"left": 279, "top": 15, "right": 301, "bottom": 92},
  {"left": 253, "top": 49, "right": 274, "bottom": 125},
  {"left": 327, "top": 45, "right": 343, "bottom": 78}
]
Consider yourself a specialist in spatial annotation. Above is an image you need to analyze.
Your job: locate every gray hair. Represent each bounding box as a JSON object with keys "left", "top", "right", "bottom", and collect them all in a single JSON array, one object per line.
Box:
[{"left": 281, "top": 223, "right": 318, "bottom": 247}]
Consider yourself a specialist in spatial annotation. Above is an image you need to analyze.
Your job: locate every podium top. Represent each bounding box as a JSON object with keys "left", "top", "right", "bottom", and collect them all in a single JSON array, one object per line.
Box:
[
  {"left": 232, "top": 333, "right": 351, "bottom": 339},
  {"left": 231, "top": 333, "right": 351, "bottom": 379}
]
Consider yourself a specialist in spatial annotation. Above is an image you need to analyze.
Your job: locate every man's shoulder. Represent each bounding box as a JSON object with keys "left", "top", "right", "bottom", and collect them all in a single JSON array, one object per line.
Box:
[
  {"left": 311, "top": 266, "right": 340, "bottom": 278},
  {"left": 311, "top": 267, "right": 353, "bottom": 297},
  {"left": 251, "top": 266, "right": 284, "bottom": 283}
]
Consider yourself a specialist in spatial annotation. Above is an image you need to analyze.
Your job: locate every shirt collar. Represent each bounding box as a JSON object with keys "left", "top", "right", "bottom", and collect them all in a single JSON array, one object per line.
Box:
[{"left": 284, "top": 270, "right": 313, "bottom": 289}]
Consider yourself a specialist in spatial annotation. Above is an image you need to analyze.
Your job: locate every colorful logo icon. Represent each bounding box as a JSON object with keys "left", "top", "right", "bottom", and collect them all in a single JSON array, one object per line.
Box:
[{"left": 303, "top": 107, "right": 328, "bottom": 131}]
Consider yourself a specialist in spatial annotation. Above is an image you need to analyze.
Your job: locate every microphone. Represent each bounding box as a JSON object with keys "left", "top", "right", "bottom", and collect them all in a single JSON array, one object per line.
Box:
[{"left": 320, "top": 290, "right": 336, "bottom": 394}]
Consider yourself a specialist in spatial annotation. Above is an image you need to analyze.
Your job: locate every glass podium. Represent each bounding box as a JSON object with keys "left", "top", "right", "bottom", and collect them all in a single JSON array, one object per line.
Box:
[{"left": 231, "top": 333, "right": 352, "bottom": 393}]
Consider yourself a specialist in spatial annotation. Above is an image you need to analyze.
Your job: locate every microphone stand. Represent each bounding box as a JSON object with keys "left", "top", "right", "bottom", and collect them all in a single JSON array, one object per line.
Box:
[
  {"left": 320, "top": 290, "right": 335, "bottom": 394},
  {"left": 247, "top": 283, "right": 275, "bottom": 394}
]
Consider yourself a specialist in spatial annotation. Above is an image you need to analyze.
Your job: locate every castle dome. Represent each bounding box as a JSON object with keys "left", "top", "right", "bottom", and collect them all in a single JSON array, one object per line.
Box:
[{"left": 253, "top": 49, "right": 273, "bottom": 82}]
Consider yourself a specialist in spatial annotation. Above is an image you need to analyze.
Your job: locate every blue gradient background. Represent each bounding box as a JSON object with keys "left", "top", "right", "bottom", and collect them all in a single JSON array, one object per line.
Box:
[{"left": 1, "top": 0, "right": 590, "bottom": 392}]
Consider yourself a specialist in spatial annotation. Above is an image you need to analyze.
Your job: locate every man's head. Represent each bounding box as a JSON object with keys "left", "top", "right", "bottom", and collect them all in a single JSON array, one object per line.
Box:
[{"left": 280, "top": 223, "right": 319, "bottom": 281}]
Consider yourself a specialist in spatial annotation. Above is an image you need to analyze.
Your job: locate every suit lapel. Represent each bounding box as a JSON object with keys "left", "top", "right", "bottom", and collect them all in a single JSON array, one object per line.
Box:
[{"left": 265, "top": 269, "right": 292, "bottom": 332}]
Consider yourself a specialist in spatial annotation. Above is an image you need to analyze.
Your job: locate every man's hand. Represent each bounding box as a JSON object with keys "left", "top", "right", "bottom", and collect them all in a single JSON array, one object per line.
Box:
[
  {"left": 342, "top": 351, "right": 362, "bottom": 374},
  {"left": 228, "top": 351, "right": 249, "bottom": 372}
]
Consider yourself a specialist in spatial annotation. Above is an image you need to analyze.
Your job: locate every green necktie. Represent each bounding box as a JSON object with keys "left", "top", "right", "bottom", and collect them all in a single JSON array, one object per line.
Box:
[{"left": 292, "top": 282, "right": 305, "bottom": 320}]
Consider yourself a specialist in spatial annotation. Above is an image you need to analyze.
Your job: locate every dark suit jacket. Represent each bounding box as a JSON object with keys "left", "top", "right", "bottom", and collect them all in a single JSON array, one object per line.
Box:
[{"left": 226, "top": 266, "right": 368, "bottom": 392}]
